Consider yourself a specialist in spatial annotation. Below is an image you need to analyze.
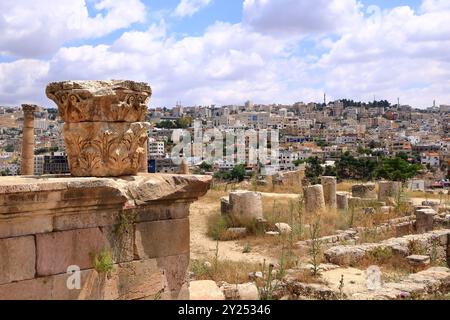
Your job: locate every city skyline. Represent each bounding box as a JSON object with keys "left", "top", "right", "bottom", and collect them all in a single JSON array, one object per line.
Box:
[{"left": 0, "top": 0, "right": 449, "bottom": 108}]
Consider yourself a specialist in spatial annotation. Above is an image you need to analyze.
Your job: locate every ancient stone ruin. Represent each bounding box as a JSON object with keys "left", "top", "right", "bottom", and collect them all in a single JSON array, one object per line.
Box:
[
  {"left": 221, "top": 190, "right": 263, "bottom": 220},
  {"left": 46, "top": 80, "right": 152, "bottom": 177},
  {"left": 20, "top": 104, "right": 38, "bottom": 176},
  {"left": 304, "top": 184, "right": 326, "bottom": 214},
  {"left": 0, "top": 80, "right": 211, "bottom": 300}
]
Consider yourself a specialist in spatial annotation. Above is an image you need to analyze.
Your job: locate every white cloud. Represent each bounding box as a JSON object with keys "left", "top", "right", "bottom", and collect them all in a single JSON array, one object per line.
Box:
[
  {"left": 173, "top": 0, "right": 211, "bottom": 18},
  {"left": 1, "top": 0, "right": 450, "bottom": 108},
  {"left": 243, "top": 0, "right": 363, "bottom": 37},
  {"left": 0, "top": 0, "right": 146, "bottom": 58},
  {"left": 420, "top": 0, "right": 450, "bottom": 13},
  {"left": 317, "top": 3, "right": 450, "bottom": 106}
]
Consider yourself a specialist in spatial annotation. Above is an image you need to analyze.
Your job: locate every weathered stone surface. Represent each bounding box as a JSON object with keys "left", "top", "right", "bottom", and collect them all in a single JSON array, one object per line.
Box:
[
  {"left": 285, "top": 278, "right": 339, "bottom": 300},
  {"left": 228, "top": 191, "right": 263, "bottom": 220},
  {"left": 275, "top": 223, "right": 292, "bottom": 234},
  {"left": 352, "top": 183, "right": 377, "bottom": 199},
  {"left": 190, "top": 280, "right": 225, "bottom": 300},
  {"left": 0, "top": 236, "right": 35, "bottom": 285},
  {"left": 336, "top": 192, "right": 349, "bottom": 211},
  {"left": 272, "top": 169, "right": 304, "bottom": 187},
  {"left": 133, "top": 202, "right": 191, "bottom": 223},
  {"left": 321, "top": 176, "right": 337, "bottom": 209},
  {"left": 46, "top": 80, "right": 151, "bottom": 123},
  {"left": 221, "top": 197, "right": 231, "bottom": 215},
  {"left": 36, "top": 227, "right": 133, "bottom": 276},
  {"left": 0, "top": 215, "right": 53, "bottom": 239},
  {"left": 0, "top": 259, "right": 168, "bottom": 300},
  {"left": 226, "top": 228, "right": 248, "bottom": 238},
  {"left": 415, "top": 208, "right": 437, "bottom": 234},
  {"left": 325, "top": 229, "right": 450, "bottom": 266},
  {"left": 134, "top": 218, "right": 189, "bottom": 259},
  {"left": 378, "top": 181, "right": 402, "bottom": 201},
  {"left": 304, "top": 185, "right": 326, "bottom": 214},
  {"left": 156, "top": 253, "right": 189, "bottom": 300},
  {"left": 351, "top": 267, "right": 450, "bottom": 300},
  {"left": 63, "top": 122, "right": 150, "bottom": 177},
  {"left": 407, "top": 255, "right": 431, "bottom": 267},
  {"left": 237, "top": 283, "right": 259, "bottom": 300}
]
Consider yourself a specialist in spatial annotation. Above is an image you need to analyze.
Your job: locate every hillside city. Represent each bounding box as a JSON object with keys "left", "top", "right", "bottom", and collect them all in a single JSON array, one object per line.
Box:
[{"left": 1, "top": 100, "right": 449, "bottom": 189}]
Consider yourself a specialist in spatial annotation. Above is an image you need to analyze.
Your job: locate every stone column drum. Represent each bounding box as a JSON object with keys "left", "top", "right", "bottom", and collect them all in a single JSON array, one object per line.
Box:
[
  {"left": 336, "top": 192, "right": 349, "bottom": 211},
  {"left": 304, "top": 185, "right": 326, "bottom": 214},
  {"left": 46, "top": 80, "right": 152, "bottom": 177},
  {"left": 321, "top": 176, "right": 337, "bottom": 209},
  {"left": 20, "top": 104, "right": 38, "bottom": 176},
  {"left": 228, "top": 191, "right": 263, "bottom": 220}
]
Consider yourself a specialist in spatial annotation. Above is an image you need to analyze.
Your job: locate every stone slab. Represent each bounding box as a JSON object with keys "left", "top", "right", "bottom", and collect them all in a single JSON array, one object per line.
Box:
[
  {"left": 0, "top": 236, "right": 36, "bottom": 285},
  {"left": 134, "top": 218, "right": 189, "bottom": 259}
]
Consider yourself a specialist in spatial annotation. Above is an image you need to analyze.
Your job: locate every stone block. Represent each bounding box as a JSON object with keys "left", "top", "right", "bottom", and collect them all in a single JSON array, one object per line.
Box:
[
  {"left": 0, "top": 259, "right": 167, "bottom": 300},
  {"left": 134, "top": 218, "right": 189, "bottom": 259},
  {"left": 36, "top": 227, "right": 133, "bottom": 276},
  {"left": 190, "top": 280, "right": 225, "bottom": 300},
  {"left": 156, "top": 253, "right": 189, "bottom": 299},
  {"left": 0, "top": 215, "right": 53, "bottom": 239},
  {"left": 0, "top": 236, "right": 35, "bottom": 285},
  {"left": 352, "top": 183, "right": 377, "bottom": 199}
]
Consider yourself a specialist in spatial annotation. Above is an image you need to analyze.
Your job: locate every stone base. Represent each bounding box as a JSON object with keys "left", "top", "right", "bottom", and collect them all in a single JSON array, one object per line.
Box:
[{"left": 0, "top": 174, "right": 211, "bottom": 300}]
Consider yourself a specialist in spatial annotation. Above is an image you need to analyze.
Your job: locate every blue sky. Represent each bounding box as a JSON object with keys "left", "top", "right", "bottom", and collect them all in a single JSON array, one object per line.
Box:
[{"left": 0, "top": 0, "right": 449, "bottom": 108}]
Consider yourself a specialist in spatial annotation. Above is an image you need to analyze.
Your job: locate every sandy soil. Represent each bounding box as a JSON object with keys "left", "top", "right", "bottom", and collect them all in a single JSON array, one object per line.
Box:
[
  {"left": 189, "top": 189, "right": 435, "bottom": 267},
  {"left": 189, "top": 193, "right": 301, "bottom": 264}
]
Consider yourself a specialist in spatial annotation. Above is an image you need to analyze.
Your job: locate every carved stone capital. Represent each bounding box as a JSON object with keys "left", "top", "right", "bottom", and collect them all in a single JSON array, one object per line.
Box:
[
  {"left": 63, "top": 122, "right": 151, "bottom": 177},
  {"left": 46, "top": 80, "right": 152, "bottom": 123}
]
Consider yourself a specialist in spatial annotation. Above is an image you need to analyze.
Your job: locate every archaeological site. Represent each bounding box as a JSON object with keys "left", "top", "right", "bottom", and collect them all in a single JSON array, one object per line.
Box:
[{"left": 1, "top": 80, "right": 449, "bottom": 303}]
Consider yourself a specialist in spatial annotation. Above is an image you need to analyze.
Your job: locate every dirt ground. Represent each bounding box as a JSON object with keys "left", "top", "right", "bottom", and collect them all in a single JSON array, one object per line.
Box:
[{"left": 190, "top": 195, "right": 278, "bottom": 264}]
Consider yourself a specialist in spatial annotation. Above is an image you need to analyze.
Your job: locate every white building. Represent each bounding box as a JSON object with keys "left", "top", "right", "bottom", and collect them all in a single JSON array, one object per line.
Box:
[
  {"left": 35, "top": 118, "right": 49, "bottom": 131},
  {"left": 148, "top": 139, "right": 165, "bottom": 158},
  {"left": 421, "top": 152, "right": 440, "bottom": 167}
]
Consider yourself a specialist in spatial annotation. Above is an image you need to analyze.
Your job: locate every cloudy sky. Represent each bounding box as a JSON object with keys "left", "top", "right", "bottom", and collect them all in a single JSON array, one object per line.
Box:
[{"left": 0, "top": 0, "right": 449, "bottom": 108}]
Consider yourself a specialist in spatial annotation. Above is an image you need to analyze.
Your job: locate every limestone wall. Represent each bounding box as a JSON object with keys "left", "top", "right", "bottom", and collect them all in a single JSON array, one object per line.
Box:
[{"left": 0, "top": 174, "right": 211, "bottom": 300}]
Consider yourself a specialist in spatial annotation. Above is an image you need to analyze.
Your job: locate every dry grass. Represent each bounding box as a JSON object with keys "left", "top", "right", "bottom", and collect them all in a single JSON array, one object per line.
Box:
[
  {"left": 294, "top": 270, "right": 328, "bottom": 285},
  {"left": 190, "top": 259, "right": 262, "bottom": 284},
  {"left": 358, "top": 247, "right": 412, "bottom": 275},
  {"left": 336, "top": 181, "right": 357, "bottom": 192},
  {"left": 407, "top": 190, "right": 450, "bottom": 201}
]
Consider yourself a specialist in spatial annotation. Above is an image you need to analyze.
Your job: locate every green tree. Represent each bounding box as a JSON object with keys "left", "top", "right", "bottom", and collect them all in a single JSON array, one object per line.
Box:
[
  {"left": 4, "top": 145, "right": 14, "bottom": 152},
  {"left": 230, "top": 164, "right": 246, "bottom": 182},
  {"left": 199, "top": 161, "right": 213, "bottom": 172},
  {"left": 375, "top": 156, "right": 422, "bottom": 182},
  {"left": 176, "top": 116, "right": 192, "bottom": 129},
  {"left": 305, "top": 157, "right": 323, "bottom": 185}
]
